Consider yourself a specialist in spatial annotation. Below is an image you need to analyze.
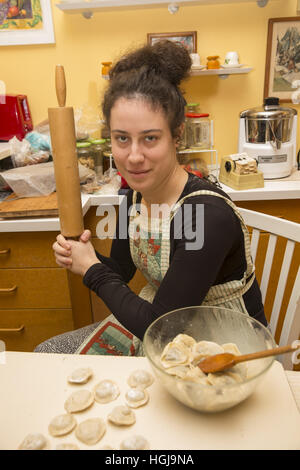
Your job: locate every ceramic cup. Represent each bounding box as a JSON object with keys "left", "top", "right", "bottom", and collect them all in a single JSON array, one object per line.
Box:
[
  {"left": 190, "top": 53, "right": 201, "bottom": 66},
  {"left": 224, "top": 51, "right": 239, "bottom": 65}
]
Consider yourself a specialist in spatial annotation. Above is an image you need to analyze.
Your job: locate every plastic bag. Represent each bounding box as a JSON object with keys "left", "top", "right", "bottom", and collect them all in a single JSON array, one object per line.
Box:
[
  {"left": 9, "top": 136, "right": 50, "bottom": 168},
  {"left": 0, "top": 161, "right": 95, "bottom": 198},
  {"left": 81, "top": 168, "right": 121, "bottom": 195},
  {"left": 25, "top": 131, "right": 51, "bottom": 151},
  {"left": 0, "top": 161, "right": 56, "bottom": 197},
  {"left": 74, "top": 104, "right": 103, "bottom": 140}
]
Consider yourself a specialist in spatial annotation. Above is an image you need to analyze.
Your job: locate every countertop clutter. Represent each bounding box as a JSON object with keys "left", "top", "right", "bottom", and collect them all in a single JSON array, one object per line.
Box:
[
  {"left": 1, "top": 353, "right": 300, "bottom": 450},
  {"left": 0, "top": 172, "right": 299, "bottom": 232},
  {"left": 0, "top": 142, "right": 10, "bottom": 161}
]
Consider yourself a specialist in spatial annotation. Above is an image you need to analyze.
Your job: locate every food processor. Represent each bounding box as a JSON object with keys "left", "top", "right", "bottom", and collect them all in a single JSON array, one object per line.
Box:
[{"left": 238, "top": 97, "right": 298, "bottom": 179}]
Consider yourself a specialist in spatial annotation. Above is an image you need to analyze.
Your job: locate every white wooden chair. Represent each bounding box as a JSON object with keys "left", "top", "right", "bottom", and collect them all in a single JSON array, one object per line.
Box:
[{"left": 238, "top": 208, "right": 300, "bottom": 369}]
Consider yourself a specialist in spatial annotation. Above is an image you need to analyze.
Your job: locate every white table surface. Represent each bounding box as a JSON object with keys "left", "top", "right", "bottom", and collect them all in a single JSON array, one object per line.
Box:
[
  {"left": 286, "top": 371, "right": 300, "bottom": 413},
  {"left": 0, "top": 352, "right": 299, "bottom": 450}
]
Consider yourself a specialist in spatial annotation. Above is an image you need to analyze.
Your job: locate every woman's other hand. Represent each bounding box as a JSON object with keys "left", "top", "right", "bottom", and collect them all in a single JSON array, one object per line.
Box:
[
  {"left": 79, "top": 229, "right": 92, "bottom": 244},
  {"left": 52, "top": 234, "right": 72, "bottom": 269},
  {"left": 53, "top": 230, "right": 100, "bottom": 276}
]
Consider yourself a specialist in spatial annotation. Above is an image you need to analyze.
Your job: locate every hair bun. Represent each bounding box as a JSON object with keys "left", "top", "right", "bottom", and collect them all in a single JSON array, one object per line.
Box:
[
  {"left": 110, "top": 40, "right": 191, "bottom": 86},
  {"left": 151, "top": 40, "right": 192, "bottom": 85}
]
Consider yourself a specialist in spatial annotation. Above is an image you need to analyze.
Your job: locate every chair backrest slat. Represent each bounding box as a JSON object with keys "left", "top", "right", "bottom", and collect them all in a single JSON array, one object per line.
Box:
[
  {"left": 260, "top": 233, "right": 277, "bottom": 303},
  {"left": 268, "top": 240, "right": 295, "bottom": 335},
  {"left": 250, "top": 228, "right": 260, "bottom": 262}
]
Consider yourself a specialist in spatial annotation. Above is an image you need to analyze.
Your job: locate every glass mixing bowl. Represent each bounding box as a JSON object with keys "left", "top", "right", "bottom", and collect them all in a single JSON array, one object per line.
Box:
[{"left": 143, "top": 306, "right": 276, "bottom": 413}]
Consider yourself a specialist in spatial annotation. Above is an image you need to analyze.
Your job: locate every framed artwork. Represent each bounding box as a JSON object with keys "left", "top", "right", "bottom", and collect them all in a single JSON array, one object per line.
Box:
[
  {"left": 0, "top": 0, "right": 55, "bottom": 46},
  {"left": 264, "top": 17, "right": 300, "bottom": 102},
  {"left": 147, "top": 31, "right": 197, "bottom": 54}
]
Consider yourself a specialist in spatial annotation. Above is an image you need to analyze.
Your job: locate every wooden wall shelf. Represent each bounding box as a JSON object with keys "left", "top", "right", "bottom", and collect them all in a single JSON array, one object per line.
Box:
[
  {"left": 56, "top": 0, "right": 279, "bottom": 17},
  {"left": 190, "top": 67, "right": 253, "bottom": 78}
]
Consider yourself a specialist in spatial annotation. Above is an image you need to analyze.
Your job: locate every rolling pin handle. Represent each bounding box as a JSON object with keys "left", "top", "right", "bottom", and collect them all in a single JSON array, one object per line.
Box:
[{"left": 55, "top": 65, "right": 67, "bottom": 108}]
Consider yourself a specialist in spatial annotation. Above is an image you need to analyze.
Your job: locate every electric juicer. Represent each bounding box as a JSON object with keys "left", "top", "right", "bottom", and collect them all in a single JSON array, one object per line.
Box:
[{"left": 238, "top": 97, "right": 297, "bottom": 179}]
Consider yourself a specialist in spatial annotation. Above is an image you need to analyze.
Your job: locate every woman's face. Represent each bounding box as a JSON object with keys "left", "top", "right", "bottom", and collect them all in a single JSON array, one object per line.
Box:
[{"left": 110, "top": 97, "right": 178, "bottom": 195}]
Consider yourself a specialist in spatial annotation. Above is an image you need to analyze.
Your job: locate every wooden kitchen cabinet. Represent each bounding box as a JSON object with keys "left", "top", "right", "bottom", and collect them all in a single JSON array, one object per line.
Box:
[
  {"left": 0, "top": 269, "right": 70, "bottom": 309},
  {"left": 0, "top": 207, "right": 146, "bottom": 351},
  {"left": 0, "top": 309, "right": 72, "bottom": 353},
  {"left": 0, "top": 231, "right": 73, "bottom": 352},
  {"left": 235, "top": 199, "right": 300, "bottom": 224},
  {"left": 0, "top": 232, "right": 58, "bottom": 268}
]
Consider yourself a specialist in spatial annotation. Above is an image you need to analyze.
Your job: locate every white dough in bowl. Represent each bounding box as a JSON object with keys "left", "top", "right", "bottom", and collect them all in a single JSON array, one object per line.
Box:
[
  {"left": 172, "top": 334, "right": 196, "bottom": 349},
  {"left": 160, "top": 341, "right": 191, "bottom": 368},
  {"left": 191, "top": 341, "right": 224, "bottom": 365}
]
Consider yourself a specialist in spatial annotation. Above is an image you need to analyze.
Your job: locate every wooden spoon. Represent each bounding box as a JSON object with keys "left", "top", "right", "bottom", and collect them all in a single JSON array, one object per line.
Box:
[{"left": 198, "top": 344, "right": 297, "bottom": 374}]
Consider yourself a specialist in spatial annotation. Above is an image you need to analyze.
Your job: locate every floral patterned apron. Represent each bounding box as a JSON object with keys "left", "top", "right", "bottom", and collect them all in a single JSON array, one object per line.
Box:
[{"left": 76, "top": 190, "right": 255, "bottom": 356}]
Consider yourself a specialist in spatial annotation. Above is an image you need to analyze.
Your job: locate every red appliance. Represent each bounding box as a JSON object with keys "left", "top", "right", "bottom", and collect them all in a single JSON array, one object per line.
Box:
[{"left": 0, "top": 94, "right": 33, "bottom": 141}]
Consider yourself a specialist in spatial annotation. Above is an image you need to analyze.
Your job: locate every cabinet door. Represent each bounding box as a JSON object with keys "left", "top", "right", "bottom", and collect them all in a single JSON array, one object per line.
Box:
[
  {"left": 0, "top": 308, "right": 73, "bottom": 352},
  {"left": 0, "top": 232, "right": 57, "bottom": 268},
  {"left": 0, "top": 268, "right": 71, "bottom": 309}
]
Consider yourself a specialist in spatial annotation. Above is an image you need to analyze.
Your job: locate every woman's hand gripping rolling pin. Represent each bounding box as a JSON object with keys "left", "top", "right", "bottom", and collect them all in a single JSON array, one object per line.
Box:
[{"left": 53, "top": 230, "right": 100, "bottom": 276}]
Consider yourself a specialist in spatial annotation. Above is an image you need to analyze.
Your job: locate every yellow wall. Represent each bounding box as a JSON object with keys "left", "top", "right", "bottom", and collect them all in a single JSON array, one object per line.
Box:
[{"left": 1, "top": 0, "right": 299, "bottom": 160}]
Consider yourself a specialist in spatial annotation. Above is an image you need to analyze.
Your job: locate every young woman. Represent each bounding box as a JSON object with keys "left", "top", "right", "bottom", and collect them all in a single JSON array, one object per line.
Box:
[{"left": 35, "top": 40, "right": 267, "bottom": 355}]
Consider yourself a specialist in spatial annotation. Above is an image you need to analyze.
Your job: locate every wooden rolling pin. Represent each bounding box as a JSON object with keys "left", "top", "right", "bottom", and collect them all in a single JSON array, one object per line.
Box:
[{"left": 48, "top": 65, "right": 84, "bottom": 239}]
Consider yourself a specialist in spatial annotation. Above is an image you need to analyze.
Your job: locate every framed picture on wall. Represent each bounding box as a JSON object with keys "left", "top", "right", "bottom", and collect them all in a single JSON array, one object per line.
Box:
[
  {"left": 147, "top": 31, "right": 197, "bottom": 54},
  {"left": 264, "top": 17, "right": 300, "bottom": 102},
  {"left": 0, "top": 0, "right": 55, "bottom": 46}
]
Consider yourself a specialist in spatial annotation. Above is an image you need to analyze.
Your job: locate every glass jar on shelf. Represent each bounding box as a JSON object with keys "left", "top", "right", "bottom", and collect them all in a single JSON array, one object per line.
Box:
[
  {"left": 76, "top": 142, "right": 95, "bottom": 170},
  {"left": 186, "top": 103, "right": 200, "bottom": 113},
  {"left": 179, "top": 123, "right": 188, "bottom": 150},
  {"left": 104, "top": 138, "right": 112, "bottom": 151},
  {"left": 103, "top": 150, "right": 116, "bottom": 174},
  {"left": 90, "top": 138, "right": 106, "bottom": 177},
  {"left": 185, "top": 113, "right": 210, "bottom": 150},
  {"left": 206, "top": 56, "right": 220, "bottom": 69},
  {"left": 101, "top": 61, "right": 112, "bottom": 80}
]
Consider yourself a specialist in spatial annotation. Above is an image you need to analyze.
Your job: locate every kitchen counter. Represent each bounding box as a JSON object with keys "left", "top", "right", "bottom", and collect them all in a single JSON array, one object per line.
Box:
[
  {"left": 220, "top": 167, "right": 300, "bottom": 201},
  {"left": 0, "top": 172, "right": 299, "bottom": 233},
  {"left": 0, "top": 193, "right": 123, "bottom": 232},
  {"left": 0, "top": 352, "right": 299, "bottom": 450},
  {"left": 220, "top": 177, "right": 300, "bottom": 201}
]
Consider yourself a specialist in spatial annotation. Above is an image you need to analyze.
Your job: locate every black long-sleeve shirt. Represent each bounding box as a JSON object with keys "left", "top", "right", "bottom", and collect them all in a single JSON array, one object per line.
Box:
[{"left": 83, "top": 173, "right": 267, "bottom": 340}]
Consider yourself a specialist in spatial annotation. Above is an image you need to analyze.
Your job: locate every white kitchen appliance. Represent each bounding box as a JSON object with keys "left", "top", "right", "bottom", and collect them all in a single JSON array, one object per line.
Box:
[{"left": 238, "top": 97, "right": 297, "bottom": 179}]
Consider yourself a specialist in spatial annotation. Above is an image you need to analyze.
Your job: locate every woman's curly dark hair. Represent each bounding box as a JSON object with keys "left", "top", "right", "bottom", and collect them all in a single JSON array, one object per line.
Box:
[{"left": 102, "top": 40, "right": 192, "bottom": 138}]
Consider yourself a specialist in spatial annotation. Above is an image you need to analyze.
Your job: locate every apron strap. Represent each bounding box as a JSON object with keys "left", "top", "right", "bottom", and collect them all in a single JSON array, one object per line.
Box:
[{"left": 170, "top": 189, "right": 255, "bottom": 280}]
